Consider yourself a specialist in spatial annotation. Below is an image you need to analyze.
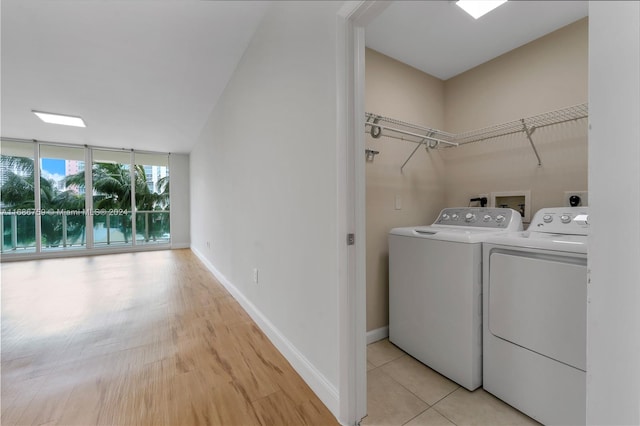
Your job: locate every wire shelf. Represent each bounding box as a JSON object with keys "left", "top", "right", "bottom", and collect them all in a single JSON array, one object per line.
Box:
[
  {"left": 365, "top": 103, "right": 588, "bottom": 169},
  {"left": 454, "top": 103, "right": 588, "bottom": 145},
  {"left": 365, "top": 113, "right": 455, "bottom": 147}
]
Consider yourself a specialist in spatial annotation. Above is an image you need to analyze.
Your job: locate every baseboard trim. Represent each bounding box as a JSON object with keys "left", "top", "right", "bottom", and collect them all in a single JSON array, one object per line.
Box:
[
  {"left": 170, "top": 243, "right": 191, "bottom": 249},
  {"left": 366, "top": 326, "right": 389, "bottom": 344},
  {"left": 190, "top": 247, "right": 340, "bottom": 417}
]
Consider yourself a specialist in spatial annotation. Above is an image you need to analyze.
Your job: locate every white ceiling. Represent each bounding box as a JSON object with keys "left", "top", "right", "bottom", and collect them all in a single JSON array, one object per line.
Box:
[
  {"left": 366, "top": 0, "right": 588, "bottom": 80},
  {"left": 1, "top": 1, "right": 588, "bottom": 155},
  {"left": 1, "top": 0, "right": 270, "bottom": 153}
]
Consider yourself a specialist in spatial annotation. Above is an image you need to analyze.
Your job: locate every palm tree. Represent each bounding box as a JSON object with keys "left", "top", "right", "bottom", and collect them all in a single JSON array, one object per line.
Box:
[
  {"left": 39, "top": 178, "right": 85, "bottom": 247},
  {"left": 1, "top": 171, "right": 35, "bottom": 208},
  {"left": 156, "top": 174, "right": 170, "bottom": 208},
  {"left": 1, "top": 155, "right": 35, "bottom": 206},
  {"left": 2, "top": 154, "right": 170, "bottom": 249},
  {"left": 66, "top": 162, "right": 134, "bottom": 243},
  {"left": 1, "top": 154, "right": 35, "bottom": 178},
  {"left": 133, "top": 167, "right": 170, "bottom": 242},
  {"left": 1, "top": 155, "right": 85, "bottom": 248},
  {"left": 149, "top": 174, "right": 170, "bottom": 241},
  {"left": 1, "top": 157, "right": 37, "bottom": 248},
  {"left": 66, "top": 162, "right": 170, "bottom": 243}
]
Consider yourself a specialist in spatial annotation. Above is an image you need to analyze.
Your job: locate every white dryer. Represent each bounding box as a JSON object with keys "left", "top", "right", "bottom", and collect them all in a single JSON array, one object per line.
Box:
[
  {"left": 389, "top": 207, "right": 522, "bottom": 391},
  {"left": 482, "top": 207, "right": 589, "bottom": 425}
]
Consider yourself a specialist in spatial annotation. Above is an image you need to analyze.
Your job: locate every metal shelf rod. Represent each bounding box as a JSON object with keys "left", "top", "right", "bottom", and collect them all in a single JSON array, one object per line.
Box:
[{"left": 364, "top": 122, "right": 458, "bottom": 147}]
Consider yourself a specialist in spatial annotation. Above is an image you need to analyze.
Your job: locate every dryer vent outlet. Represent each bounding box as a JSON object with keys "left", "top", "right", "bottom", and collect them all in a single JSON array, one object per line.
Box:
[{"left": 564, "top": 191, "right": 588, "bottom": 207}]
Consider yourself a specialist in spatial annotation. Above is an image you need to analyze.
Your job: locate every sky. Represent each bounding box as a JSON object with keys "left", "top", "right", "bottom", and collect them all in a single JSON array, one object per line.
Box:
[{"left": 41, "top": 158, "right": 65, "bottom": 175}]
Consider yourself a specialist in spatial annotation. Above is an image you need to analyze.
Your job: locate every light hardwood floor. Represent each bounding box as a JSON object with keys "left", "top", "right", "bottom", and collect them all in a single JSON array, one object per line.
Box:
[{"left": 1, "top": 249, "right": 338, "bottom": 426}]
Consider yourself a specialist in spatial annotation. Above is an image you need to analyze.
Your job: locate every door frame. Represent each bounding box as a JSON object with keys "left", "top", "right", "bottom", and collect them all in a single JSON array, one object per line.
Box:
[{"left": 336, "top": 1, "right": 390, "bottom": 424}]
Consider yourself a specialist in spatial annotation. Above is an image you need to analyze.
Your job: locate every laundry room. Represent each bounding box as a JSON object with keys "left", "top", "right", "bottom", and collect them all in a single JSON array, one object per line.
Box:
[
  {"left": 363, "top": 1, "right": 589, "bottom": 424},
  {"left": 364, "top": 3, "right": 588, "bottom": 343}
]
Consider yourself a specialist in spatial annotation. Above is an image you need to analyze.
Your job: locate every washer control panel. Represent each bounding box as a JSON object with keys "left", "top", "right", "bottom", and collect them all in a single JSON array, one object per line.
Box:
[
  {"left": 434, "top": 207, "right": 522, "bottom": 230},
  {"left": 530, "top": 207, "right": 589, "bottom": 235}
]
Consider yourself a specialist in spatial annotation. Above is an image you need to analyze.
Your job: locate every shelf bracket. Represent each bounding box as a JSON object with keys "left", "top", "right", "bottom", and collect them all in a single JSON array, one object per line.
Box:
[
  {"left": 521, "top": 119, "right": 542, "bottom": 166},
  {"left": 400, "top": 131, "right": 436, "bottom": 173},
  {"left": 400, "top": 140, "right": 424, "bottom": 173}
]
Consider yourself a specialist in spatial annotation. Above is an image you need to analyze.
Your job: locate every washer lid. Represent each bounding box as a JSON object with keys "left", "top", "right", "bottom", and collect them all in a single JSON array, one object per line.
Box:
[{"left": 390, "top": 225, "right": 519, "bottom": 243}]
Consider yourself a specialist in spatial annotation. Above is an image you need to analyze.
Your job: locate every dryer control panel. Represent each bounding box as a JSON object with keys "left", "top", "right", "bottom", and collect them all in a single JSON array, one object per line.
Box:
[
  {"left": 530, "top": 207, "right": 590, "bottom": 235},
  {"left": 434, "top": 208, "right": 522, "bottom": 231}
]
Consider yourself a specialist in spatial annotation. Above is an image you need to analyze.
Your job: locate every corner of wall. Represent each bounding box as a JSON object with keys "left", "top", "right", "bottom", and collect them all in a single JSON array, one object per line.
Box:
[
  {"left": 190, "top": 246, "right": 341, "bottom": 416},
  {"left": 169, "top": 153, "right": 191, "bottom": 248}
]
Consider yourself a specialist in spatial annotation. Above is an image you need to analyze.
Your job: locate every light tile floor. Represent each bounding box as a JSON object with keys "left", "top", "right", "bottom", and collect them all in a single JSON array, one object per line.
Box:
[{"left": 363, "top": 339, "right": 541, "bottom": 426}]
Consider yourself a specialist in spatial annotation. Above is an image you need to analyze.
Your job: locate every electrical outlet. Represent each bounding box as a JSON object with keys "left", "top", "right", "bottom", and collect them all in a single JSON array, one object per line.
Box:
[
  {"left": 564, "top": 191, "right": 588, "bottom": 207},
  {"left": 253, "top": 268, "right": 259, "bottom": 284}
]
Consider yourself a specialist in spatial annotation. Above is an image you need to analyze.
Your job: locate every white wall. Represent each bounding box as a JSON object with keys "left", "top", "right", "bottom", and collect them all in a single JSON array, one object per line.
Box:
[
  {"left": 442, "top": 19, "right": 588, "bottom": 219},
  {"left": 587, "top": 2, "right": 640, "bottom": 425},
  {"left": 364, "top": 48, "right": 446, "bottom": 333},
  {"left": 190, "top": 1, "right": 343, "bottom": 419},
  {"left": 169, "top": 153, "right": 190, "bottom": 248}
]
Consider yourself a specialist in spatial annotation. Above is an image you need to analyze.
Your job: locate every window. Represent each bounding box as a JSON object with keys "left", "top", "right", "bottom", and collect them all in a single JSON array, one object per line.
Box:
[
  {"left": 91, "top": 149, "right": 134, "bottom": 247},
  {"left": 134, "top": 153, "right": 170, "bottom": 245},
  {"left": 1, "top": 139, "right": 171, "bottom": 256},
  {"left": 1, "top": 141, "right": 36, "bottom": 252},
  {"left": 39, "top": 144, "right": 86, "bottom": 250}
]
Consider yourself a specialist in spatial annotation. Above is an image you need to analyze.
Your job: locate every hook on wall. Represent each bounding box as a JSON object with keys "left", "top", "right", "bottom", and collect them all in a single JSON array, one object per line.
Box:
[
  {"left": 365, "top": 149, "right": 380, "bottom": 162},
  {"left": 370, "top": 118, "right": 382, "bottom": 138}
]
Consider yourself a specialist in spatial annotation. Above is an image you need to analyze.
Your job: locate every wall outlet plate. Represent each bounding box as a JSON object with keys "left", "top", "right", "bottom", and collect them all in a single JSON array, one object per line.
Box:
[
  {"left": 564, "top": 191, "right": 588, "bottom": 207},
  {"left": 394, "top": 194, "right": 402, "bottom": 210}
]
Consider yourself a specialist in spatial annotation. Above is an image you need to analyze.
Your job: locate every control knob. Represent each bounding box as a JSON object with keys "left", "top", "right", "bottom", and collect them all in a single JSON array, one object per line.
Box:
[
  {"left": 465, "top": 213, "right": 476, "bottom": 223},
  {"left": 560, "top": 214, "right": 572, "bottom": 224},
  {"left": 495, "top": 214, "right": 506, "bottom": 223},
  {"left": 441, "top": 213, "right": 450, "bottom": 221},
  {"left": 451, "top": 214, "right": 459, "bottom": 221},
  {"left": 543, "top": 214, "right": 553, "bottom": 223},
  {"left": 483, "top": 215, "right": 492, "bottom": 222}
]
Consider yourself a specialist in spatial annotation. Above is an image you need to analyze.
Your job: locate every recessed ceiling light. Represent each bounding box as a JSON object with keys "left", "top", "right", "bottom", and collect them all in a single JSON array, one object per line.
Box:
[
  {"left": 456, "top": 0, "right": 508, "bottom": 19},
  {"left": 32, "top": 110, "right": 86, "bottom": 127}
]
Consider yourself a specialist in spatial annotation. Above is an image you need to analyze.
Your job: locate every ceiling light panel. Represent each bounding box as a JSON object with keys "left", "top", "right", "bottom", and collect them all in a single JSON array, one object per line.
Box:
[
  {"left": 457, "top": 0, "right": 508, "bottom": 19},
  {"left": 32, "top": 110, "right": 86, "bottom": 127}
]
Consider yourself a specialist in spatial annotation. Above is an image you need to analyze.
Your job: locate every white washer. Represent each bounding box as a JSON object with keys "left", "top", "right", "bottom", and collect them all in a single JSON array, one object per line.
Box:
[
  {"left": 482, "top": 207, "right": 589, "bottom": 425},
  {"left": 389, "top": 207, "right": 523, "bottom": 390}
]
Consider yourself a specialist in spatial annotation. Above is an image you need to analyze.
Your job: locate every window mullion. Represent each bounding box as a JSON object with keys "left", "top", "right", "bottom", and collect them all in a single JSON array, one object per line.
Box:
[
  {"left": 130, "top": 150, "right": 136, "bottom": 247},
  {"left": 34, "top": 142, "right": 42, "bottom": 253},
  {"left": 85, "top": 146, "right": 94, "bottom": 249}
]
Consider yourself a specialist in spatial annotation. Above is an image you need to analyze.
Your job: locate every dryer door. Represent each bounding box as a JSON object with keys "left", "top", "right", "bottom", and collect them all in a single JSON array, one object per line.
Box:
[{"left": 487, "top": 250, "right": 587, "bottom": 371}]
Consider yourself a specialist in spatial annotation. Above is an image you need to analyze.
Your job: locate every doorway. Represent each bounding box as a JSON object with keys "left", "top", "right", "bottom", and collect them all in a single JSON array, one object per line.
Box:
[{"left": 343, "top": 1, "right": 590, "bottom": 424}]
